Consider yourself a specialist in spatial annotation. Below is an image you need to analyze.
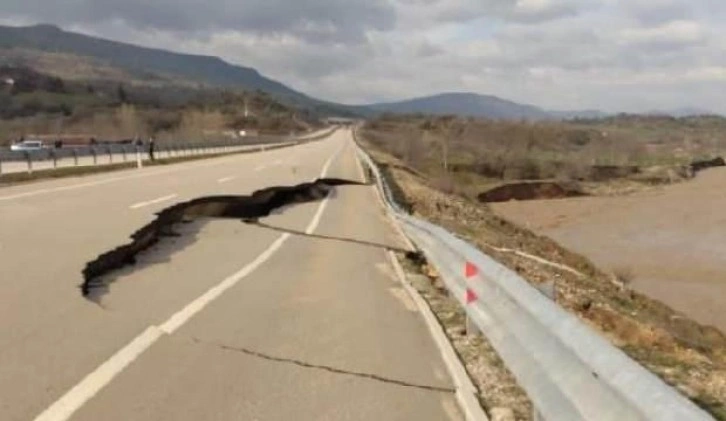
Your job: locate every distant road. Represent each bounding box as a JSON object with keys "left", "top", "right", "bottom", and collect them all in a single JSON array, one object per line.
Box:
[
  {"left": 0, "top": 128, "right": 336, "bottom": 176},
  {"left": 0, "top": 129, "right": 461, "bottom": 421},
  {"left": 0, "top": 143, "right": 269, "bottom": 175}
]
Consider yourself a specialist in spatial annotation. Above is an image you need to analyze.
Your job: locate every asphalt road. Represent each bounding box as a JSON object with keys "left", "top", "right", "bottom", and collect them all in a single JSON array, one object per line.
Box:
[{"left": 0, "top": 129, "right": 461, "bottom": 421}]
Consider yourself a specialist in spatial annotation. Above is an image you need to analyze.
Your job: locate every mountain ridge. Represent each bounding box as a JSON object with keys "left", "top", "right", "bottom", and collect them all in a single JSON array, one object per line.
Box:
[
  {"left": 0, "top": 24, "right": 719, "bottom": 120},
  {"left": 364, "top": 92, "right": 550, "bottom": 119}
]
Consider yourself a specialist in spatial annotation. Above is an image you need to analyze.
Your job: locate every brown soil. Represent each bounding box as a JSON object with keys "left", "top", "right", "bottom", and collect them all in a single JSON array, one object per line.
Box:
[
  {"left": 478, "top": 181, "right": 587, "bottom": 203},
  {"left": 360, "top": 138, "right": 726, "bottom": 420}
]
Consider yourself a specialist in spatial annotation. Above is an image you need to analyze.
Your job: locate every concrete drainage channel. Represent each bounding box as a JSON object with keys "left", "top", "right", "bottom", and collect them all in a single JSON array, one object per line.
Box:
[{"left": 81, "top": 178, "right": 364, "bottom": 298}]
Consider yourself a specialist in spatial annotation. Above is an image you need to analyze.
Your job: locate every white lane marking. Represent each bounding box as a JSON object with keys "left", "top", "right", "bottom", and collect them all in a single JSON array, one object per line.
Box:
[
  {"left": 129, "top": 194, "right": 178, "bottom": 210},
  {"left": 32, "top": 139, "right": 347, "bottom": 421},
  {"left": 159, "top": 232, "right": 290, "bottom": 334},
  {"left": 254, "top": 164, "right": 267, "bottom": 171},
  {"left": 388, "top": 287, "right": 418, "bottom": 312},
  {"left": 161, "top": 141, "right": 342, "bottom": 333},
  {"left": 217, "top": 176, "right": 236, "bottom": 184},
  {"left": 353, "top": 145, "right": 367, "bottom": 182},
  {"left": 33, "top": 326, "right": 163, "bottom": 421}
]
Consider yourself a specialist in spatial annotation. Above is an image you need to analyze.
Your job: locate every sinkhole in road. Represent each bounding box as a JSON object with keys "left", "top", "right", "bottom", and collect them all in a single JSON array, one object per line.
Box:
[{"left": 81, "top": 178, "right": 365, "bottom": 299}]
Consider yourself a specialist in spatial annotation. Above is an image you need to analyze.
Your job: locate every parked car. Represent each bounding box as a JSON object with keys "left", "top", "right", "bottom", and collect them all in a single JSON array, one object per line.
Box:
[{"left": 10, "top": 140, "right": 45, "bottom": 151}]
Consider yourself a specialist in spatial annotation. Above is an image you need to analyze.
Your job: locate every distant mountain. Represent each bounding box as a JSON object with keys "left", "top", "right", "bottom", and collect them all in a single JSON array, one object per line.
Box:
[
  {"left": 550, "top": 109, "right": 610, "bottom": 120},
  {"left": 645, "top": 107, "right": 717, "bottom": 118},
  {"left": 365, "top": 92, "right": 550, "bottom": 120},
  {"left": 0, "top": 24, "right": 356, "bottom": 117}
]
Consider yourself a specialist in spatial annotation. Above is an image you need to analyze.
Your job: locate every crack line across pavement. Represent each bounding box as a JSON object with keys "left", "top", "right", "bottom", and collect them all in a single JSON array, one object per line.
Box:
[
  {"left": 247, "top": 220, "right": 409, "bottom": 253},
  {"left": 190, "top": 337, "right": 456, "bottom": 395}
]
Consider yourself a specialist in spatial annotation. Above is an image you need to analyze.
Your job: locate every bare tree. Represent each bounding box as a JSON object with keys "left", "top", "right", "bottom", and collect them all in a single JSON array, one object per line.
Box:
[{"left": 434, "top": 116, "right": 468, "bottom": 173}]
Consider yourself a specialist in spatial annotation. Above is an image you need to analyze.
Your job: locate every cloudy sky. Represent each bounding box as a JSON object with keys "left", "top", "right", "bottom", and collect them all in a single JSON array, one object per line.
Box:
[{"left": 3, "top": 0, "right": 725, "bottom": 113}]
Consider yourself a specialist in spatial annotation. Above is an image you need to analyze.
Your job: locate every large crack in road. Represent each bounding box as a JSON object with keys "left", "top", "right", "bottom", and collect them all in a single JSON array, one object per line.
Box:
[{"left": 82, "top": 178, "right": 365, "bottom": 299}]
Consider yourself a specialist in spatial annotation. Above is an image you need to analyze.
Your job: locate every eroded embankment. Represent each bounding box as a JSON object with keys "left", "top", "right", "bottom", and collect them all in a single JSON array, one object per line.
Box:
[
  {"left": 81, "top": 178, "right": 364, "bottom": 297},
  {"left": 477, "top": 181, "right": 587, "bottom": 203}
]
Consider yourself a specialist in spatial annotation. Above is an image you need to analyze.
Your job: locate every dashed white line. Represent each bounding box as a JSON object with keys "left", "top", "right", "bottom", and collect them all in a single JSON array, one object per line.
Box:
[
  {"left": 217, "top": 176, "right": 236, "bottom": 184},
  {"left": 129, "top": 194, "right": 178, "bottom": 210},
  {"left": 32, "top": 140, "right": 347, "bottom": 421}
]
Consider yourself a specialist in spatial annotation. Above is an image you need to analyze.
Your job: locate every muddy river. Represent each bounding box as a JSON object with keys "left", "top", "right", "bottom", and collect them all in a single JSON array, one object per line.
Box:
[{"left": 493, "top": 168, "right": 726, "bottom": 332}]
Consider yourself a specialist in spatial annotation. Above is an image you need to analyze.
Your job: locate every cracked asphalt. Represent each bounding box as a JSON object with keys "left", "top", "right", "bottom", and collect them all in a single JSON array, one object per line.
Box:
[{"left": 0, "top": 129, "right": 462, "bottom": 421}]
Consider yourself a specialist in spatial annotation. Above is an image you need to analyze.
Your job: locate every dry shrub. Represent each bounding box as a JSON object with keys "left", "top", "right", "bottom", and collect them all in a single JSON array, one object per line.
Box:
[
  {"left": 586, "top": 305, "right": 677, "bottom": 353},
  {"left": 613, "top": 266, "right": 635, "bottom": 287}
]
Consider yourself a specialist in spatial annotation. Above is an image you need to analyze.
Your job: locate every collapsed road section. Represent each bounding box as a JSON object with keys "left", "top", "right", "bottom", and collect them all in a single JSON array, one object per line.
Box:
[{"left": 82, "top": 178, "right": 365, "bottom": 298}]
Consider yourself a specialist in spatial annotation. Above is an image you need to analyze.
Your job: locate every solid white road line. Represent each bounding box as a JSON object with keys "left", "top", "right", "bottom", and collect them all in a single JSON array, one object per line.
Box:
[
  {"left": 159, "top": 233, "right": 290, "bottom": 334},
  {"left": 217, "top": 176, "right": 236, "bottom": 184},
  {"left": 32, "top": 138, "right": 347, "bottom": 421},
  {"left": 33, "top": 327, "right": 164, "bottom": 421},
  {"left": 129, "top": 194, "right": 178, "bottom": 210}
]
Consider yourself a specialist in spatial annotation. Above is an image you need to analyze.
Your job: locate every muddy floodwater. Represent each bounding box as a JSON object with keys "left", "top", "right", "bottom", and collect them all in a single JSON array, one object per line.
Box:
[{"left": 493, "top": 168, "right": 726, "bottom": 332}]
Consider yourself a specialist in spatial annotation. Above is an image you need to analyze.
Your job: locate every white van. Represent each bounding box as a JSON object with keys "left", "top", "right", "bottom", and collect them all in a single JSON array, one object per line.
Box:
[{"left": 10, "top": 140, "right": 45, "bottom": 151}]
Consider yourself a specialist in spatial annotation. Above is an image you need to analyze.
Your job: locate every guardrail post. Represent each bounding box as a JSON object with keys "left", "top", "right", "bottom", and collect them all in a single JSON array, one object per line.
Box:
[
  {"left": 73, "top": 148, "right": 79, "bottom": 166},
  {"left": 25, "top": 151, "right": 32, "bottom": 174},
  {"left": 91, "top": 147, "right": 98, "bottom": 165},
  {"left": 136, "top": 145, "right": 143, "bottom": 169},
  {"left": 122, "top": 145, "right": 127, "bottom": 162},
  {"left": 51, "top": 149, "right": 58, "bottom": 169},
  {"left": 108, "top": 146, "right": 113, "bottom": 164},
  {"left": 465, "top": 314, "right": 480, "bottom": 338}
]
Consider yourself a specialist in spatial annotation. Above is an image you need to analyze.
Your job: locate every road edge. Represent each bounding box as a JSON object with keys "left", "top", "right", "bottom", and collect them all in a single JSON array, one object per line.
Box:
[
  {"left": 386, "top": 250, "right": 489, "bottom": 421},
  {"left": 352, "top": 135, "right": 488, "bottom": 421}
]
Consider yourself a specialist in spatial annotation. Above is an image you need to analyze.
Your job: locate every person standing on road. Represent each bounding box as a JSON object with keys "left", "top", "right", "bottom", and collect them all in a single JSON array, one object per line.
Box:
[{"left": 148, "top": 136, "right": 156, "bottom": 162}]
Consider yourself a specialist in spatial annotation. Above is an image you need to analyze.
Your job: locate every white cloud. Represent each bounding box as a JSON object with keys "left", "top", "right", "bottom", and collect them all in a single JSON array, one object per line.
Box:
[
  {"left": 2, "top": 0, "right": 726, "bottom": 114},
  {"left": 619, "top": 20, "right": 707, "bottom": 47},
  {"left": 511, "top": 0, "right": 580, "bottom": 22}
]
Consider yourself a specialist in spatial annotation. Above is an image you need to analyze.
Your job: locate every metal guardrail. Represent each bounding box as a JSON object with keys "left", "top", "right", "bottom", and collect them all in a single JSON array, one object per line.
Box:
[
  {"left": 0, "top": 128, "right": 336, "bottom": 176},
  {"left": 353, "top": 132, "right": 714, "bottom": 421}
]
